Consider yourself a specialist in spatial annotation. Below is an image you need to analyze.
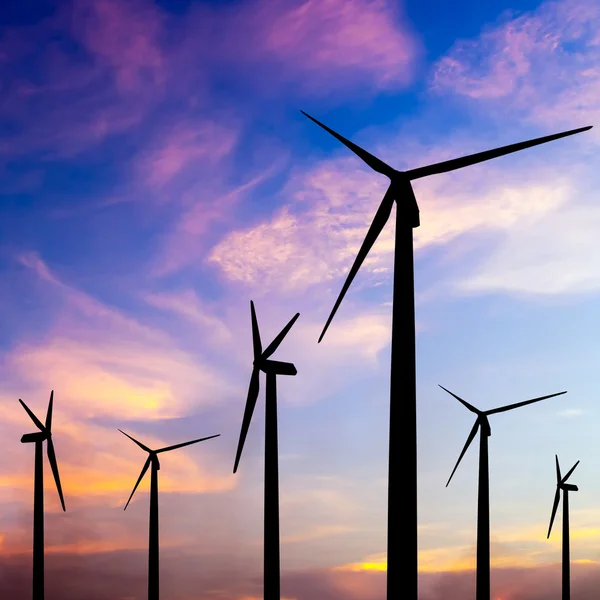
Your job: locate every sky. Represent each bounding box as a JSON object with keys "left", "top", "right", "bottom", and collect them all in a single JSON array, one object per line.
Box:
[{"left": 0, "top": 0, "right": 599, "bottom": 598}]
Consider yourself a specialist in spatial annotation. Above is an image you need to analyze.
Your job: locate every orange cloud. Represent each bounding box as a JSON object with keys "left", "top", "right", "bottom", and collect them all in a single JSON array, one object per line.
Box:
[{"left": 333, "top": 552, "right": 387, "bottom": 572}]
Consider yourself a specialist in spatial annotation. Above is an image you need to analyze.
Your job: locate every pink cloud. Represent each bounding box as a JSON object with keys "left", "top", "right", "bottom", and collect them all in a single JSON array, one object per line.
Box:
[
  {"left": 136, "top": 119, "right": 240, "bottom": 189},
  {"left": 429, "top": 0, "right": 600, "bottom": 132},
  {"left": 0, "top": 0, "right": 418, "bottom": 169},
  {"left": 152, "top": 159, "right": 285, "bottom": 276},
  {"left": 221, "top": 0, "right": 419, "bottom": 92},
  {"left": 70, "top": 0, "right": 166, "bottom": 94}
]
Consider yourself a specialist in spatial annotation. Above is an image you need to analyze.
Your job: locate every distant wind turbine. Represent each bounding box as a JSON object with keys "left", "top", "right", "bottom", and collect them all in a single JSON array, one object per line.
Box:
[
  {"left": 302, "top": 108, "right": 591, "bottom": 600},
  {"left": 19, "top": 390, "right": 66, "bottom": 600},
  {"left": 440, "top": 385, "right": 567, "bottom": 600},
  {"left": 233, "top": 300, "right": 299, "bottom": 600},
  {"left": 120, "top": 429, "right": 220, "bottom": 600},
  {"left": 548, "top": 455, "right": 580, "bottom": 600}
]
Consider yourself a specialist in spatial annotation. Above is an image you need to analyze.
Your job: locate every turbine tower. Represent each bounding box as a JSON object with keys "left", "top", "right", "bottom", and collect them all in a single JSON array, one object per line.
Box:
[
  {"left": 548, "top": 455, "right": 580, "bottom": 600},
  {"left": 302, "top": 108, "right": 591, "bottom": 600},
  {"left": 120, "top": 429, "right": 220, "bottom": 600},
  {"left": 440, "top": 385, "right": 566, "bottom": 600},
  {"left": 233, "top": 301, "right": 299, "bottom": 600},
  {"left": 19, "top": 390, "right": 66, "bottom": 600}
]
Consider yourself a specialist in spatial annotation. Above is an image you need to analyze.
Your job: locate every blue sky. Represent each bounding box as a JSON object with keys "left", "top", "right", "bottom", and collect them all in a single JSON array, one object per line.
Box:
[{"left": 1, "top": 0, "right": 599, "bottom": 598}]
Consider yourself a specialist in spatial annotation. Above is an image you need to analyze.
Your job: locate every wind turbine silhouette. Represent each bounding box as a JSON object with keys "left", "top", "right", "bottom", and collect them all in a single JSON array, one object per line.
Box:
[
  {"left": 19, "top": 390, "right": 66, "bottom": 600},
  {"left": 302, "top": 108, "right": 591, "bottom": 600},
  {"left": 233, "top": 300, "right": 299, "bottom": 600},
  {"left": 120, "top": 429, "right": 220, "bottom": 600},
  {"left": 440, "top": 385, "right": 567, "bottom": 600},
  {"left": 548, "top": 455, "right": 580, "bottom": 600}
]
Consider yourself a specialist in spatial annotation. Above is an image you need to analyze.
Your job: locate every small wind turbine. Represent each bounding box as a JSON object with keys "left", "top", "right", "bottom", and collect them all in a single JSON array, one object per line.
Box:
[
  {"left": 19, "top": 390, "right": 66, "bottom": 600},
  {"left": 120, "top": 429, "right": 220, "bottom": 600},
  {"left": 233, "top": 300, "right": 299, "bottom": 600},
  {"left": 548, "top": 455, "right": 580, "bottom": 600},
  {"left": 301, "top": 109, "right": 591, "bottom": 600},
  {"left": 440, "top": 385, "right": 567, "bottom": 600}
]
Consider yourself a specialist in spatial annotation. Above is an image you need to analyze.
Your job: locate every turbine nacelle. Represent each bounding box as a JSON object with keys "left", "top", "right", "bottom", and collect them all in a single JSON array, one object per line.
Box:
[
  {"left": 21, "top": 432, "right": 48, "bottom": 443},
  {"left": 478, "top": 414, "right": 491, "bottom": 437},
  {"left": 259, "top": 359, "right": 297, "bottom": 376}
]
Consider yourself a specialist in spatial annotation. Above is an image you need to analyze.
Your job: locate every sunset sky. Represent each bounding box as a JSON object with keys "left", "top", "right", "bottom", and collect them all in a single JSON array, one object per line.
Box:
[{"left": 1, "top": 0, "right": 599, "bottom": 598}]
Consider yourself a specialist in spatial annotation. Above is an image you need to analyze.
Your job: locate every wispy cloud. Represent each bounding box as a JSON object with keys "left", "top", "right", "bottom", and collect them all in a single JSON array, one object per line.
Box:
[
  {"left": 8, "top": 252, "right": 237, "bottom": 420},
  {"left": 429, "top": 0, "right": 600, "bottom": 133},
  {"left": 208, "top": 129, "right": 577, "bottom": 298},
  {"left": 557, "top": 408, "right": 583, "bottom": 417},
  {"left": 135, "top": 119, "right": 240, "bottom": 190},
  {"left": 237, "top": 0, "right": 420, "bottom": 93}
]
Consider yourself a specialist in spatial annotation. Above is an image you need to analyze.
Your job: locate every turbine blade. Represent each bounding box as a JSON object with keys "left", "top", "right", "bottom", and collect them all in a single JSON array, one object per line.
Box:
[
  {"left": 250, "top": 301, "right": 262, "bottom": 359},
  {"left": 45, "top": 390, "right": 54, "bottom": 431},
  {"left": 438, "top": 385, "right": 480, "bottom": 414},
  {"left": 19, "top": 399, "right": 45, "bottom": 432},
  {"left": 156, "top": 434, "right": 220, "bottom": 454},
  {"left": 319, "top": 187, "right": 395, "bottom": 343},
  {"left": 561, "top": 460, "right": 580, "bottom": 484},
  {"left": 46, "top": 438, "right": 66, "bottom": 511},
  {"left": 301, "top": 111, "right": 397, "bottom": 179},
  {"left": 124, "top": 456, "right": 151, "bottom": 510},
  {"left": 233, "top": 367, "right": 260, "bottom": 473},
  {"left": 406, "top": 126, "right": 593, "bottom": 180},
  {"left": 555, "top": 455, "right": 562, "bottom": 483},
  {"left": 547, "top": 487, "right": 561, "bottom": 538},
  {"left": 262, "top": 312, "right": 300, "bottom": 360},
  {"left": 485, "top": 391, "right": 567, "bottom": 415},
  {"left": 446, "top": 420, "right": 480, "bottom": 487},
  {"left": 118, "top": 429, "right": 152, "bottom": 453}
]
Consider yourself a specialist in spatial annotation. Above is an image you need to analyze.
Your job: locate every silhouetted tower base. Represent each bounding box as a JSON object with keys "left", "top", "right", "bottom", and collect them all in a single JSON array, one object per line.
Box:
[
  {"left": 563, "top": 492, "right": 570, "bottom": 600},
  {"left": 33, "top": 440, "right": 44, "bottom": 600},
  {"left": 264, "top": 371, "right": 281, "bottom": 600},
  {"left": 149, "top": 465, "right": 159, "bottom": 600},
  {"left": 388, "top": 208, "right": 417, "bottom": 600},
  {"left": 477, "top": 431, "right": 490, "bottom": 600}
]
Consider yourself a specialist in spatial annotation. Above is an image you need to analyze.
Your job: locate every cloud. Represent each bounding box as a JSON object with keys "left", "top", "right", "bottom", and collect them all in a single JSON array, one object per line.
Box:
[
  {"left": 152, "top": 160, "right": 285, "bottom": 277},
  {"left": 207, "top": 132, "right": 576, "bottom": 298},
  {"left": 70, "top": 0, "right": 166, "bottom": 94},
  {"left": 557, "top": 408, "right": 583, "bottom": 417},
  {"left": 429, "top": 0, "right": 600, "bottom": 133},
  {"left": 135, "top": 119, "right": 240, "bottom": 190},
  {"left": 457, "top": 203, "right": 600, "bottom": 296},
  {"left": 144, "top": 290, "right": 234, "bottom": 346},
  {"left": 171, "top": 0, "right": 419, "bottom": 99},
  {"left": 240, "top": 0, "right": 419, "bottom": 92},
  {"left": 6, "top": 252, "right": 238, "bottom": 421}
]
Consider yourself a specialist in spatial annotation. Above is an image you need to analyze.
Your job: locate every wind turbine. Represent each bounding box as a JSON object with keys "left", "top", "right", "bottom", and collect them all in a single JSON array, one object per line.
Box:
[
  {"left": 548, "top": 455, "right": 580, "bottom": 600},
  {"left": 120, "top": 429, "right": 220, "bottom": 600},
  {"left": 19, "top": 390, "right": 66, "bottom": 600},
  {"left": 301, "top": 108, "right": 591, "bottom": 600},
  {"left": 233, "top": 300, "right": 299, "bottom": 600},
  {"left": 440, "top": 385, "right": 567, "bottom": 600}
]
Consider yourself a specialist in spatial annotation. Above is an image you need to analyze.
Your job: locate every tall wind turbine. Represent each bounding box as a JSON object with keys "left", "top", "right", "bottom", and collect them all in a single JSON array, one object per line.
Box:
[
  {"left": 440, "top": 385, "right": 567, "bottom": 600},
  {"left": 19, "top": 390, "right": 66, "bottom": 600},
  {"left": 548, "top": 455, "right": 580, "bottom": 600},
  {"left": 233, "top": 301, "right": 299, "bottom": 600},
  {"left": 301, "top": 109, "right": 591, "bottom": 600},
  {"left": 120, "top": 429, "right": 220, "bottom": 600}
]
